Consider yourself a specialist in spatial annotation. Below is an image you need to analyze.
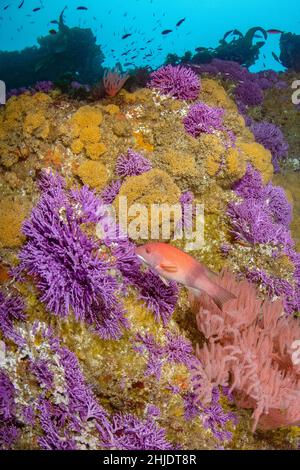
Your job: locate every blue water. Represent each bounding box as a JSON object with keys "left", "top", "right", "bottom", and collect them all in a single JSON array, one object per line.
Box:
[{"left": 0, "top": 0, "right": 299, "bottom": 72}]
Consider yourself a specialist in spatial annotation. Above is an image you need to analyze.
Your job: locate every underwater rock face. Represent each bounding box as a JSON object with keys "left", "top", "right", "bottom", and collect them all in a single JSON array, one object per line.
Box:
[{"left": 0, "top": 64, "right": 299, "bottom": 451}]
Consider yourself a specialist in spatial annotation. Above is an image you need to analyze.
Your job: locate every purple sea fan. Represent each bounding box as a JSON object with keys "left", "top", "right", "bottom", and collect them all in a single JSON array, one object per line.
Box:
[
  {"left": 116, "top": 148, "right": 152, "bottom": 177},
  {"left": 183, "top": 102, "right": 224, "bottom": 137},
  {"left": 148, "top": 64, "right": 200, "bottom": 100},
  {"left": 250, "top": 121, "right": 289, "bottom": 172},
  {"left": 18, "top": 172, "right": 128, "bottom": 339}
]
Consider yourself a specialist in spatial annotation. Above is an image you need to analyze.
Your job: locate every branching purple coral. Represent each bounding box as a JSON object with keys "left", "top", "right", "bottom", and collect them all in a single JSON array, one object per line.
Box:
[
  {"left": 0, "top": 291, "right": 26, "bottom": 346},
  {"left": 148, "top": 64, "right": 200, "bottom": 100},
  {"left": 233, "top": 165, "right": 292, "bottom": 227},
  {"left": 116, "top": 148, "right": 152, "bottom": 177},
  {"left": 234, "top": 81, "right": 264, "bottom": 107},
  {"left": 36, "top": 329, "right": 174, "bottom": 450},
  {"left": 200, "top": 387, "right": 237, "bottom": 442},
  {"left": 227, "top": 198, "right": 292, "bottom": 246},
  {"left": 35, "top": 327, "right": 112, "bottom": 450},
  {"left": 134, "top": 330, "right": 193, "bottom": 380},
  {"left": 131, "top": 268, "right": 179, "bottom": 325},
  {"left": 18, "top": 171, "right": 128, "bottom": 340},
  {"left": 164, "top": 331, "right": 193, "bottom": 366},
  {"left": 229, "top": 165, "right": 299, "bottom": 314},
  {"left": 250, "top": 121, "right": 289, "bottom": 172},
  {"left": 245, "top": 268, "right": 298, "bottom": 315},
  {"left": 38, "top": 399, "right": 77, "bottom": 450},
  {"left": 183, "top": 102, "right": 224, "bottom": 137},
  {"left": 34, "top": 81, "right": 54, "bottom": 93},
  {"left": 29, "top": 359, "right": 54, "bottom": 391},
  {"left": 0, "top": 371, "right": 19, "bottom": 449},
  {"left": 103, "top": 412, "right": 173, "bottom": 450},
  {"left": 183, "top": 387, "right": 237, "bottom": 443},
  {"left": 20, "top": 172, "right": 178, "bottom": 338},
  {"left": 133, "top": 333, "right": 165, "bottom": 379},
  {"left": 100, "top": 179, "right": 122, "bottom": 204}
]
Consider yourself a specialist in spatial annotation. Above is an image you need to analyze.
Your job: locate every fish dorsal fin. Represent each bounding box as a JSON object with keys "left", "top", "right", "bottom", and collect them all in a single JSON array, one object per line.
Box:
[{"left": 159, "top": 263, "right": 178, "bottom": 273}]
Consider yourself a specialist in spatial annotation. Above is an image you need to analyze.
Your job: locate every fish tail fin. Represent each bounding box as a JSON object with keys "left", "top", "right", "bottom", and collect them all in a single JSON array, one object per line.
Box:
[
  {"left": 210, "top": 284, "right": 236, "bottom": 310},
  {"left": 194, "top": 276, "right": 236, "bottom": 311}
]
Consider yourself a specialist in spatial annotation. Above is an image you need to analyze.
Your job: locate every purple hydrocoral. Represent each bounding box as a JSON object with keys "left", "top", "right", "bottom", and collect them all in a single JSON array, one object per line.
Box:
[
  {"left": 34, "top": 81, "right": 54, "bottom": 93},
  {"left": 29, "top": 359, "right": 54, "bottom": 391},
  {"left": 193, "top": 60, "right": 286, "bottom": 95},
  {"left": 36, "top": 327, "right": 112, "bottom": 450},
  {"left": 18, "top": 171, "right": 128, "bottom": 340},
  {"left": 229, "top": 165, "right": 299, "bottom": 314},
  {"left": 0, "top": 371, "right": 19, "bottom": 449},
  {"left": 183, "top": 387, "right": 237, "bottom": 443},
  {"left": 103, "top": 412, "right": 173, "bottom": 450},
  {"left": 200, "top": 388, "right": 238, "bottom": 442},
  {"left": 100, "top": 179, "right": 122, "bottom": 204},
  {"left": 116, "top": 148, "right": 152, "bottom": 177},
  {"left": 0, "top": 291, "right": 26, "bottom": 346},
  {"left": 245, "top": 268, "right": 297, "bottom": 315},
  {"left": 183, "top": 102, "right": 224, "bottom": 137},
  {"left": 133, "top": 333, "right": 164, "bottom": 379},
  {"left": 234, "top": 81, "right": 264, "bottom": 106},
  {"left": 38, "top": 398, "right": 77, "bottom": 450},
  {"left": 229, "top": 165, "right": 293, "bottom": 246},
  {"left": 250, "top": 121, "right": 289, "bottom": 172},
  {"left": 130, "top": 268, "right": 179, "bottom": 325},
  {"left": 227, "top": 198, "right": 293, "bottom": 246},
  {"left": 133, "top": 330, "right": 193, "bottom": 379},
  {"left": 36, "top": 328, "right": 174, "bottom": 450},
  {"left": 148, "top": 64, "right": 200, "bottom": 100},
  {"left": 180, "top": 190, "right": 194, "bottom": 205},
  {"left": 233, "top": 165, "right": 292, "bottom": 227}
]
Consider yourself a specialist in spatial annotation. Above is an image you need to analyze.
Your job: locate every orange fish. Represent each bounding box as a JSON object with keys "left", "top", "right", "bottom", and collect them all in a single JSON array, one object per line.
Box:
[{"left": 135, "top": 242, "right": 236, "bottom": 310}]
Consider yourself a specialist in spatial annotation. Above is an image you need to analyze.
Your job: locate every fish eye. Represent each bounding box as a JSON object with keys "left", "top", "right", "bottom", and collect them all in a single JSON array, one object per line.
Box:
[{"left": 145, "top": 247, "right": 151, "bottom": 254}]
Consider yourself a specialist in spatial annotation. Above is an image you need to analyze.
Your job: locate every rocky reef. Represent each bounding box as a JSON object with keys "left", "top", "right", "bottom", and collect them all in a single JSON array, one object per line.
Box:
[{"left": 0, "top": 63, "right": 299, "bottom": 450}]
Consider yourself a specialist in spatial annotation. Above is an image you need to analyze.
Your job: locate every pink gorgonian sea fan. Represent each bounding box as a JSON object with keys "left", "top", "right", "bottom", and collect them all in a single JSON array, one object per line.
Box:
[
  {"left": 148, "top": 64, "right": 200, "bottom": 100},
  {"left": 189, "top": 270, "right": 300, "bottom": 432},
  {"left": 183, "top": 102, "right": 225, "bottom": 137},
  {"left": 103, "top": 66, "right": 129, "bottom": 97}
]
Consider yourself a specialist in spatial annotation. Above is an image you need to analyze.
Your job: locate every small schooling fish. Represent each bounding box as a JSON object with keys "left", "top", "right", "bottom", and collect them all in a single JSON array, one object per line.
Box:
[
  {"left": 176, "top": 18, "right": 186, "bottom": 27},
  {"left": 135, "top": 242, "right": 236, "bottom": 310}
]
